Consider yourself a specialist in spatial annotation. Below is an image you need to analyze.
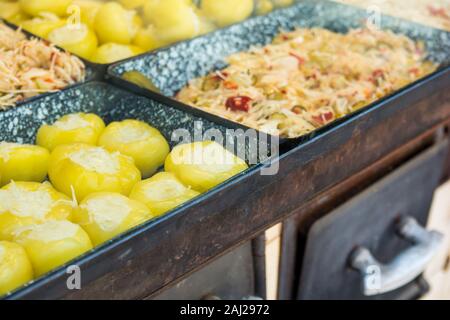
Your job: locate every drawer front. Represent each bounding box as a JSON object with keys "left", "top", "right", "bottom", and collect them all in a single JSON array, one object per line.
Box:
[
  {"left": 298, "top": 140, "right": 448, "bottom": 300},
  {"left": 149, "top": 242, "right": 257, "bottom": 300}
]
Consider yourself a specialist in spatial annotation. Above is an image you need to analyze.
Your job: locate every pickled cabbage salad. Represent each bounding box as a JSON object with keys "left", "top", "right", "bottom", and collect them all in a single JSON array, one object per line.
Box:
[
  {"left": 335, "top": 0, "right": 450, "bottom": 31},
  {"left": 0, "top": 22, "right": 86, "bottom": 109},
  {"left": 176, "top": 28, "right": 438, "bottom": 138}
]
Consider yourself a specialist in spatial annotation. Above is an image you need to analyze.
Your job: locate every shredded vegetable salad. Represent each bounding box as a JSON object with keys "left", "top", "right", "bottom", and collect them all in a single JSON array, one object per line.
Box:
[
  {"left": 336, "top": 0, "right": 450, "bottom": 31},
  {"left": 176, "top": 28, "right": 438, "bottom": 138},
  {"left": 0, "top": 23, "right": 86, "bottom": 110}
]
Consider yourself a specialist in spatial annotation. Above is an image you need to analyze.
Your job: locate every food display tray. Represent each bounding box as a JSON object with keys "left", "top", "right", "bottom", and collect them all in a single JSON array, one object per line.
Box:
[
  {"left": 0, "top": 81, "right": 264, "bottom": 299},
  {"left": 1, "top": 0, "right": 449, "bottom": 300},
  {"left": 108, "top": 0, "right": 450, "bottom": 147}
]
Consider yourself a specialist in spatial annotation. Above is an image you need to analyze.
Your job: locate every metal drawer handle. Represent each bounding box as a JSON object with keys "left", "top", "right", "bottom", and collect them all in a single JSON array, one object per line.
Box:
[{"left": 350, "top": 216, "right": 444, "bottom": 296}]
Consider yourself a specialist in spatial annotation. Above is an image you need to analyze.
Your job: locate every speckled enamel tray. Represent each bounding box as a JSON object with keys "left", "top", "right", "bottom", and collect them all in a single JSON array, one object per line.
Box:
[
  {"left": 108, "top": 0, "right": 450, "bottom": 145},
  {"left": 0, "top": 81, "right": 264, "bottom": 299}
]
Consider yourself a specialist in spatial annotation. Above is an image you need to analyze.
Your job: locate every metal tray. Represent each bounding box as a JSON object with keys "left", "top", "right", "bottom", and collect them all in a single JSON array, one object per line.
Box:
[
  {"left": 107, "top": 0, "right": 450, "bottom": 146},
  {"left": 0, "top": 81, "right": 263, "bottom": 299},
  {"left": 0, "top": 19, "right": 101, "bottom": 112},
  {"left": 1, "top": 1, "right": 449, "bottom": 300}
]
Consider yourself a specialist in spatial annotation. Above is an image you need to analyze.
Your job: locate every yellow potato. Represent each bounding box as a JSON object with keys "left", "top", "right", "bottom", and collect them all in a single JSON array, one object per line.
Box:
[
  {"left": 36, "top": 113, "right": 105, "bottom": 152},
  {"left": 94, "top": 2, "right": 140, "bottom": 45},
  {"left": 272, "top": 0, "right": 294, "bottom": 7},
  {"left": 0, "top": 142, "right": 50, "bottom": 187},
  {"left": 197, "top": 12, "right": 216, "bottom": 36},
  {"left": 132, "top": 26, "right": 166, "bottom": 51},
  {"left": 0, "top": 181, "right": 74, "bottom": 241},
  {"left": 143, "top": 0, "right": 200, "bottom": 43},
  {"left": 201, "top": 0, "right": 254, "bottom": 27},
  {"left": 47, "top": 23, "right": 98, "bottom": 60},
  {"left": 13, "top": 220, "right": 92, "bottom": 277},
  {"left": 72, "top": 0, "right": 102, "bottom": 29},
  {"left": 49, "top": 143, "right": 141, "bottom": 201},
  {"left": 0, "top": 2, "right": 21, "bottom": 20},
  {"left": 7, "top": 11, "right": 31, "bottom": 25},
  {"left": 0, "top": 241, "right": 33, "bottom": 297},
  {"left": 19, "top": 0, "right": 73, "bottom": 17},
  {"left": 90, "top": 43, "right": 144, "bottom": 64},
  {"left": 117, "top": 0, "right": 146, "bottom": 10},
  {"left": 98, "top": 119, "right": 169, "bottom": 178},
  {"left": 165, "top": 141, "right": 248, "bottom": 192},
  {"left": 74, "top": 192, "right": 154, "bottom": 246},
  {"left": 130, "top": 172, "right": 199, "bottom": 216},
  {"left": 256, "top": 0, "right": 274, "bottom": 15},
  {"left": 20, "top": 14, "right": 66, "bottom": 38}
]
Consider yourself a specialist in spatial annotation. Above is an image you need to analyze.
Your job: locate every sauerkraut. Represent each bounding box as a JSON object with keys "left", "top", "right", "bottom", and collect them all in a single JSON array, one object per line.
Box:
[
  {"left": 0, "top": 23, "right": 86, "bottom": 109},
  {"left": 176, "top": 28, "right": 438, "bottom": 138}
]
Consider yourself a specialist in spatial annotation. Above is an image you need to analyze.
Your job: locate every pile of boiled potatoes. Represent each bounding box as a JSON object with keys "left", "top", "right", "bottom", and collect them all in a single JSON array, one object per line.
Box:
[
  {"left": 0, "top": 0, "right": 294, "bottom": 63},
  {"left": 0, "top": 113, "right": 248, "bottom": 296}
]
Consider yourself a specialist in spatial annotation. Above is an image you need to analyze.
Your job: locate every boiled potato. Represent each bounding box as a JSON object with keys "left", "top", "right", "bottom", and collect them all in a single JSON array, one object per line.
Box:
[
  {"left": 94, "top": 2, "right": 140, "bottom": 45},
  {"left": 0, "top": 2, "right": 21, "bottom": 20},
  {"left": 0, "top": 181, "right": 74, "bottom": 241},
  {"left": 7, "top": 11, "right": 31, "bottom": 25},
  {"left": 272, "top": 0, "right": 294, "bottom": 7},
  {"left": 98, "top": 119, "right": 169, "bottom": 178},
  {"left": 201, "top": 0, "right": 254, "bottom": 27},
  {"left": 143, "top": 0, "right": 200, "bottom": 43},
  {"left": 121, "top": 71, "right": 160, "bottom": 92},
  {"left": 72, "top": 0, "right": 102, "bottom": 29},
  {"left": 13, "top": 220, "right": 92, "bottom": 277},
  {"left": 117, "top": 0, "right": 146, "bottom": 10},
  {"left": 129, "top": 172, "right": 199, "bottom": 216},
  {"left": 47, "top": 23, "right": 98, "bottom": 60},
  {"left": 36, "top": 113, "right": 105, "bottom": 152},
  {"left": 0, "top": 241, "right": 33, "bottom": 296},
  {"left": 197, "top": 11, "right": 216, "bottom": 36},
  {"left": 90, "top": 43, "right": 144, "bottom": 64},
  {"left": 0, "top": 142, "right": 50, "bottom": 186},
  {"left": 74, "top": 192, "right": 154, "bottom": 246},
  {"left": 165, "top": 141, "right": 248, "bottom": 192},
  {"left": 19, "top": 0, "right": 73, "bottom": 17},
  {"left": 49, "top": 143, "right": 141, "bottom": 201},
  {"left": 132, "top": 25, "right": 166, "bottom": 51},
  {"left": 255, "top": 0, "right": 274, "bottom": 15},
  {"left": 20, "top": 13, "right": 66, "bottom": 38}
]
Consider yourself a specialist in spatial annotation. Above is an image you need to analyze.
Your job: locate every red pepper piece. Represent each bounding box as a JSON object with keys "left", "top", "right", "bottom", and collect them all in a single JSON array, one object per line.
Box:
[
  {"left": 312, "top": 111, "right": 334, "bottom": 125},
  {"left": 409, "top": 67, "right": 420, "bottom": 77},
  {"left": 428, "top": 6, "right": 450, "bottom": 19},
  {"left": 225, "top": 96, "right": 252, "bottom": 112}
]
